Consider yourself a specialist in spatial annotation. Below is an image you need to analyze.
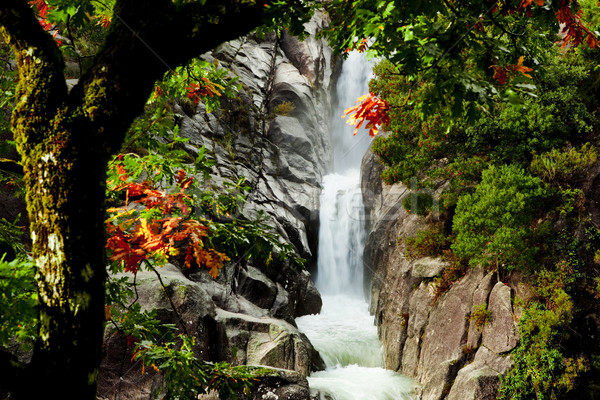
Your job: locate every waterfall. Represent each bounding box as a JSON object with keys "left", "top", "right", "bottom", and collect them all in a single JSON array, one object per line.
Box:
[
  {"left": 315, "top": 171, "right": 365, "bottom": 296},
  {"left": 296, "top": 53, "right": 417, "bottom": 399}
]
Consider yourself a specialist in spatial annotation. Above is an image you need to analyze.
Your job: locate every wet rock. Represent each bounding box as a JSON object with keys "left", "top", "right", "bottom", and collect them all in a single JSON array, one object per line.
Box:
[
  {"left": 237, "top": 265, "right": 279, "bottom": 310},
  {"left": 419, "top": 359, "right": 456, "bottom": 400},
  {"left": 401, "top": 281, "right": 435, "bottom": 376},
  {"left": 416, "top": 269, "right": 483, "bottom": 387},
  {"left": 215, "top": 309, "right": 323, "bottom": 376},
  {"left": 248, "top": 368, "right": 313, "bottom": 400}
]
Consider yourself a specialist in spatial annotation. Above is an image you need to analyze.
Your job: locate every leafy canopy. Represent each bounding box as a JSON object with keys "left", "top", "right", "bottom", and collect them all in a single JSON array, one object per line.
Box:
[{"left": 326, "top": 0, "right": 599, "bottom": 127}]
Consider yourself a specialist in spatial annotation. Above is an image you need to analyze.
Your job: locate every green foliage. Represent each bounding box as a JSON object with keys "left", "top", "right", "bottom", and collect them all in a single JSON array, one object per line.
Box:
[
  {"left": 0, "top": 41, "right": 16, "bottom": 133},
  {"left": 369, "top": 51, "right": 600, "bottom": 194},
  {"left": 258, "top": 0, "right": 315, "bottom": 39},
  {"left": 108, "top": 302, "right": 176, "bottom": 344},
  {"left": 156, "top": 58, "right": 239, "bottom": 114},
  {"left": 208, "top": 212, "right": 304, "bottom": 270},
  {"left": 105, "top": 276, "right": 260, "bottom": 400},
  {"left": 402, "top": 192, "right": 434, "bottom": 216},
  {"left": 106, "top": 150, "right": 304, "bottom": 272},
  {"left": 0, "top": 256, "right": 37, "bottom": 348},
  {"left": 0, "top": 216, "right": 26, "bottom": 260},
  {"left": 432, "top": 254, "right": 467, "bottom": 300},
  {"left": 498, "top": 221, "right": 600, "bottom": 399},
  {"left": 123, "top": 59, "right": 239, "bottom": 157},
  {"left": 499, "top": 262, "right": 587, "bottom": 400},
  {"left": 322, "top": 0, "right": 599, "bottom": 122},
  {"left": 468, "top": 302, "right": 490, "bottom": 331},
  {"left": 404, "top": 225, "right": 451, "bottom": 259},
  {"left": 273, "top": 101, "right": 295, "bottom": 116},
  {"left": 451, "top": 164, "right": 548, "bottom": 272},
  {"left": 133, "top": 335, "right": 262, "bottom": 400},
  {"left": 530, "top": 143, "right": 598, "bottom": 186}
]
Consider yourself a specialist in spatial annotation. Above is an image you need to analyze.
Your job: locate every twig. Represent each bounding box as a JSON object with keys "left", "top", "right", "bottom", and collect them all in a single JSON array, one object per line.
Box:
[{"left": 148, "top": 263, "right": 189, "bottom": 336}]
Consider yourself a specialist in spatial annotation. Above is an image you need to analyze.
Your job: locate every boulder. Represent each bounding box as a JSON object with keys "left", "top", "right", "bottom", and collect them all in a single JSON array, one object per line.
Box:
[
  {"left": 98, "top": 264, "right": 218, "bottom": 400},
  {"left": 237, "top": 265, "right": 279, "bottom": 310},
  {"left": 215, "top": 309, "right": 324, "bottom": 376},
  {"left": 482, "top": 282, "right": 519, "bottom": 354},
  {"left": 446, "top": 346, "right": 513, "bottom": 400},
  {"left": 411, "top": 257, "right": 448, "bottom": 278},
  {"left": 247, "top": 368, "right": 313, "bottom": 400}
]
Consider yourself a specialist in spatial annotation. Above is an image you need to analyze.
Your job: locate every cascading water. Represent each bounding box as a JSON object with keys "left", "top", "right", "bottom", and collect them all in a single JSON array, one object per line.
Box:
[{"left": 296, "top": 52, "right": 417, "bottom": 399}]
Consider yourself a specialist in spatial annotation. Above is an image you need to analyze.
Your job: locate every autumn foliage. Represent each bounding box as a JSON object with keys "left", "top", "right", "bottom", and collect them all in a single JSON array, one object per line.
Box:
[
  {"left": 343, "top": 93, "right": 390, "bottom": 137},
  {"left": 105, "top": 161, "right": 229, "bottom": 278},
  {"left": 490, "top": 56, "right": 534, "bottom": 85},
  {"left": 186, "top": 77, "right": 224, "bottom": 104}
]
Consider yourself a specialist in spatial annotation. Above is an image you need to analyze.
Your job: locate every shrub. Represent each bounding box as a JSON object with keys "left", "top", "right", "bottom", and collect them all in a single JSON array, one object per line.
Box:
[
  {"left": 468, "top": 302, "right": 491, "bottom": 331},
  {"left": 273, "top": 101, "right": 295, "bottom": 116},
  {"left": 432, "top": 251, "right": 468, "bottom": 300},
  {"left": 404, "top": 225, "right": 451, "bottom": 259},
  {"left": 451, "top": 164, "right": 548, "bottom": 272},
  {"left": 530, "top": 143, "right": 598, "bottom": 185},
  {"left": 0, "top": 256, "right": 37, "bottom": 348},
  {"left": 402, "top": 192, "right": 434, "bottom": 216}
]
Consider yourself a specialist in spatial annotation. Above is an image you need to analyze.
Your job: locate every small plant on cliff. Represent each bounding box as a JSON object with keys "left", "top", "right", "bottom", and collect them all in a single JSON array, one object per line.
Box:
[
  {"left": 530, "top": 143, "right": 598, "bottom": 186},
  {"left": 432, "top": 252, "right": 468, "bottom": 301},
  {"left": 468, "top": 302, "right": 491, "bottom": 331},
  {"left": 402, "top": 191, "right": 435, "bottom": 216},
  {"left": 404, "top": 224, "right": 452, "bottom": 259},
  {"left": 273, "top": 101, "right": 295, "bottom": 116}
]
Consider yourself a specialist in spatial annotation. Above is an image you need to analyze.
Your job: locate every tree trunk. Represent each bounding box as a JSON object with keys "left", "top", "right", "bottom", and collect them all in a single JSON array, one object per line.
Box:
[{"left": 19, "top": 121, "right": 109, "bottom": 398}]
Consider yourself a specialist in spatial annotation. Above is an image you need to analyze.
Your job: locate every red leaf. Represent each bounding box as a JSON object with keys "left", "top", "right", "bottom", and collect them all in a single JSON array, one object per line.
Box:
[{"left": 343, "top": 93, "right": 390, "bottom": 138}]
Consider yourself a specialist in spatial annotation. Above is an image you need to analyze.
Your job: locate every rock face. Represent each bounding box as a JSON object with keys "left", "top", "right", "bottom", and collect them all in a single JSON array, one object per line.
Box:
[
  {"left": 361, "top": 148, "right": 517, "bottom": 400},
  {"left": 175, "top": 11, "right": 336, "bottom": 267},
  {"left": 98, "top": 12, "right": 336, "bottom": 400}
]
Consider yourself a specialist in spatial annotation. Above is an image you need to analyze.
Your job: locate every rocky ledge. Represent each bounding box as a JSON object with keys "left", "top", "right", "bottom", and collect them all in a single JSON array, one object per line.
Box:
[{"left": 361, "top": 147, "right": 518, "bottom": 400}]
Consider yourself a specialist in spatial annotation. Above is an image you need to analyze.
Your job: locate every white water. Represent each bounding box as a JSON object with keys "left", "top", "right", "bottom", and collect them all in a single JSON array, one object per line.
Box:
[{"left": 296, "top": 53, "right": 417, "bottom": 400}]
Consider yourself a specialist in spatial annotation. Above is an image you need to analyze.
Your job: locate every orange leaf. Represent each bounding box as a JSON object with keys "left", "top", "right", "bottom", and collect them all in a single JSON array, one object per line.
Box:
[
  {"left": 515, "top": 56, "right": 533, "bottom": 79},
  {"left": 342, "top": 93, "right": 390, "bottom": 137}
]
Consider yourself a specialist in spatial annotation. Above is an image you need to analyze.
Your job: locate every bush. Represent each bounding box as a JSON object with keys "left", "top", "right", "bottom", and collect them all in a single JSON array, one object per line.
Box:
[
  {"left": 499, "top": 270, "right": 586, "bottom": 399},
  {"left": 0, "top": 256, "right": 37, "bottom": 348},
  {"left": 530, "top": 143, "right": 598, "bottom": 186},
  {"left": 404, "top": 225, "right": 451, "bottom": 259},
  {"left": 273, "top": 101, "right": 295, "bottom": 116},
  {"left": 432, "top": 252, "right": 467, "bottom": 300},
  {"left": 451, "top": 164, "right": 548, "bottom": 272},
  {"left": 368, "top": 52, "right": 600, "bottom": 191},
  {"left": 468, "top": 302, "right": 491, "bottom": 331},
  {"left": 402, "top": 192, "right": 434, "bottom": 216}
]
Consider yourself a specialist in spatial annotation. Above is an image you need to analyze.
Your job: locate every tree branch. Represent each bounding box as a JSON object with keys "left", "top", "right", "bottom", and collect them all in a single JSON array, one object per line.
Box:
[{"left": 66, "top": 0, "right": 273, "bottom": 156}]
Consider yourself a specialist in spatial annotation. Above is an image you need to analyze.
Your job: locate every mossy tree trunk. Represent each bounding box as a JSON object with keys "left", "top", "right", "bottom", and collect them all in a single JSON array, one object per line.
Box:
[{"left": 0, "top": 0, "right": 275, "bottom": 398}]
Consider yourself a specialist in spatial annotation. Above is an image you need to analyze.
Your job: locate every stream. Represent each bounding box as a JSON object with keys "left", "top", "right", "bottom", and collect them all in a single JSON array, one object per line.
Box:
[{"left": 295, "top": 53, "right": 417, "bottom": 400}]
